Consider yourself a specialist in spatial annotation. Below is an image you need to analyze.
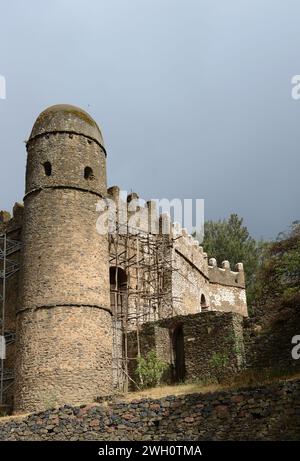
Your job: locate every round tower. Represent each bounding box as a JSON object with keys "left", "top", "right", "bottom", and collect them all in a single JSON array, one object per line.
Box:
[{"left": 14, "top": 105, "right": 112, "bottom": 413}]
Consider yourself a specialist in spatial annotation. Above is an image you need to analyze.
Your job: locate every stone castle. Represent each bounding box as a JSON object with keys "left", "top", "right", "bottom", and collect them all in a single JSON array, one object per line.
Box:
[{"left": 0, "top": 105, "right": 248, "bottom": 414}]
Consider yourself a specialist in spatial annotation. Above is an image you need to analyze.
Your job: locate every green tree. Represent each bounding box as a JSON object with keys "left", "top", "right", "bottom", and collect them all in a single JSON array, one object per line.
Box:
[
  {"left": 199, "top": 214, "right": 260, "bottom": 311},
  {"left": 136, "top": 351, "right": 168, "bottom": 389},
  {"left": 255, "top": 221, "right": 300, "bottom": 310}
]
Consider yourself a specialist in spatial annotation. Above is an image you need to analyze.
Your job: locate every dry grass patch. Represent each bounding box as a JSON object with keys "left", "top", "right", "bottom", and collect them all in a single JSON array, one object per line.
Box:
[
  {"left": 123, "top": 369, "right": 300, "bottom": 402},
  {"left": 122, "top": 382, "right": 225, "bottom": 401}
]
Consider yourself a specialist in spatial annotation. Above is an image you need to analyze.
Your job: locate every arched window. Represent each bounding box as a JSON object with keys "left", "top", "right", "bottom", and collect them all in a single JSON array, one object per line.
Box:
[
  {"left": 201, "top": 294, "right": 208, "bottom": 311},
  {"left": 43, "top": 161, "right": 52, "bottom": 176},
  {"left": 84, "top": 166, "right": 94, "bottom": 180}
]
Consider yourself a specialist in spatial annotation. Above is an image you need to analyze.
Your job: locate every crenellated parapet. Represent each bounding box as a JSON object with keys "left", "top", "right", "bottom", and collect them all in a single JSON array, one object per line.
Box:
[
  {"left": 106, "top": 187, "right": 210, "bottom": 276},
  {"left": 170, "top": 223, "right": 209, "bottom": 278},
  {"left": 107, "top": 186, "right": 159, "bottom": 234},
  {"left": 0, "top": 210, "right": 11, "bottom": 224},
  {"left": 105, "top": 186, "right": 247, "bottom": 317},
  {"left": 208, "top": 258, "right": 245, "bottom": 288},
  {"left": 0, "top": 203, "right": 24, "bottom": 234}
]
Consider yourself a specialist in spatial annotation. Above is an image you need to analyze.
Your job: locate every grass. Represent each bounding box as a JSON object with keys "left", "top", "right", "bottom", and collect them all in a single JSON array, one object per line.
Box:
[
  {"left": 0, "top": 412, "right": 30, "bottom": 422},
  {"left": 122, "top": 382, "right": 223, "bottom": 401},
  {"left": 1, "top": 369, "right": 300, "bottom": 419},
  {"left": 123, "top": 369, "right": 300, "bottom": 402}
]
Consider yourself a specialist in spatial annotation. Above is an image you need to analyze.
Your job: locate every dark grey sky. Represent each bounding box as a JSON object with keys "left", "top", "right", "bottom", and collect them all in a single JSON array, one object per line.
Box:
[{"left": 0, "top": 0, "right": 299, "bottom": 239}]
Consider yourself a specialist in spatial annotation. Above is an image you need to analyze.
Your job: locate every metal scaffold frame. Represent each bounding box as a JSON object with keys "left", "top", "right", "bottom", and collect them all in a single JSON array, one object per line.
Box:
[
  {"left": 109, "top": 224, "right": 181, "bottom": 392},
  {"left": 0, "top": 232, "right": 21, "bottom": 405}
]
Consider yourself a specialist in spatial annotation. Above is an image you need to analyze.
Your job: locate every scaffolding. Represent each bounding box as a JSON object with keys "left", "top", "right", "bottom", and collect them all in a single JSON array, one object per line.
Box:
[
  {"left": 0, "top": 233, "right": 21, "bottom": 405},
  {"left": 0, "top": 221, "right": 184, "bottom": 398},
  {"left": 109, "top": 224, "right": 181, "bottom": 392}
]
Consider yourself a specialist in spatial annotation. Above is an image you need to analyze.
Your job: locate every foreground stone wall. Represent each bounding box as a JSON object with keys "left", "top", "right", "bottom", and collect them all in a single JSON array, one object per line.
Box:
[{"left": 0, "top": 378, "right": 299, "bottom": 440}]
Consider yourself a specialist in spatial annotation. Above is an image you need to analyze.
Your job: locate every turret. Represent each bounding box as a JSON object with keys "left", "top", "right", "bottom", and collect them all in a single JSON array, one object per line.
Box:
[{"left": 14, "top": 105, "right": 112, "bottom": 413}]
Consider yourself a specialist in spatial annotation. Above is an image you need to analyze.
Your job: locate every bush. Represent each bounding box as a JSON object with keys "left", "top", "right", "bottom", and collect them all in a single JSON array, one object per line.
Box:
[
  {"left": 209, "top": 352, "right": 229, "bottom": 383},
  {"left": 136, "top": 351, "right": 168, "bottom": 389}
]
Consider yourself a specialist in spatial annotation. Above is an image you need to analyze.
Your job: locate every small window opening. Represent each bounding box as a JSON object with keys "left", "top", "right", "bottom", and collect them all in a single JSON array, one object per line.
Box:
[
  {"left": 84, "top": 166, "right": 95, "bottom": 180},
  {"left": 43, "top": 161, "right": 52, "bottom": 176},
  {"left": 201, "top": 294, "right": 208, "bottom": 311}
]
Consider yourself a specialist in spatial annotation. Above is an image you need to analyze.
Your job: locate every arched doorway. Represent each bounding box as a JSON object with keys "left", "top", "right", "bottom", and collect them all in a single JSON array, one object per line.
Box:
[
  {"left": 201, "top": 294, "right": 208, "bottom": 311},
  {"left": 110, "top": 266, "right": 127, "bottom": 391},
  {"left": 172, "top": 324, "right": 186, "bottom": 382},
  {"left": 109, "top": 266, "right": 127, "bottom": 316}
]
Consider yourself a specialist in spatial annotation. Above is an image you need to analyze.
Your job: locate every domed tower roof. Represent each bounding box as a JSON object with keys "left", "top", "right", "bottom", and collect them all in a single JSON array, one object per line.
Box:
[
  {"left": 29, "top": 104, "right": 104, "bottom": 148},
  {"left": 25, "top": 104, "right": 107, "bottom": 197}
]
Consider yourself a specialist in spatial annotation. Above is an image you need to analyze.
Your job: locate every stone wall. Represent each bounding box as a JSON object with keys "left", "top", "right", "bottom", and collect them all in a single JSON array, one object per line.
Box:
[
  {"left": 14, "top": 106, "right": 112, "bottom": 414},
  {"left": 15, "top": 189, "right": 112, "bottom": 413},
  {"left": 171, "top": 244, "right": 210, "bottom": 316},
  {"left": 14, "top": 306, "right": 112, "bottom": 413},
  {"left": 209, "top": 284, "right": 247, "bottom": 316},
  {"left": 128, "top": 312, "right": 245, "bottom": 387},
  {"left": 0, "top": 378, "right": 299, "bottom": 440},
  {"left": 243, "top": 305, "right": 300, "bottom": 373},
  {"left": 25, "top": 130, "right": 107, "bottom": 198},
  {"left": 208, "top": 260, "right": 247, "bottom": 316},
  {"left": 20, "top": 188, "right": 110, "bottom": 310},
  {"left": 105, "top": 187, "right": 247, "bottom": 319}
]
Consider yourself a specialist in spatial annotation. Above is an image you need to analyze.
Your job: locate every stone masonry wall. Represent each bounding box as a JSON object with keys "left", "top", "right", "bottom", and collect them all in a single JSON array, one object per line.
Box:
[
  {"left": 20, "top": 188, "right": 110, "bottom": 310},
  {"left": 208, "top": 261, "right": 247, "bottom": 316},
  {"left": 209, "top": 283, "right": 247, "bottom": 316},
  {"left": 243, "top": 305, "right": 300, "bottom": 374},
  {"left": 26, "top": 132, "right": 107, "bottom": 198},
  {"left": 128, "top": 312, "right": 245, "bottom": 387},
  {"left": 0, "top": 378, "right": 299, "bottom": 440},
  {"left": 15, "top": 108, "right": 112, "bottom": 413},
  {"left": 172, "top": 249, "right": 210, "bottom": 316},
  {"left": 170, "top": 312, "right": 245, "bottom": 383},
  {"left": 15, "top": 187, "right": 113, "bottom": 414},
  {"left": 171, "top": 228, "right": 210, "bottom": 316},
  {"left": 14, "top": 306, "right": 112, "bottom": 413}
]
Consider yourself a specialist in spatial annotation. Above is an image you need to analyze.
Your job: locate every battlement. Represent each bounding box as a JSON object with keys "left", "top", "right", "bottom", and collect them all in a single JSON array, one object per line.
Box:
[
  {"left": 106, "top": 187, "right": 211, "bottom": 275},
  {"left": 106, "top": 186, "right": 246, "bottom": 288},
  {"left": 0, "top": 211, "right": 11, "bottom": 224},
  {"left": 208, "top": 258, "right": 245, "bottom": 288},
  {"left": 169, "top": 223, "right": 208, "bottom": 277},
  {"left": 0, "top": 203, "right": 24, "bottom": 233},
  {"left": 107, "top": 186, "right": 159, "bottom": 234}
]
